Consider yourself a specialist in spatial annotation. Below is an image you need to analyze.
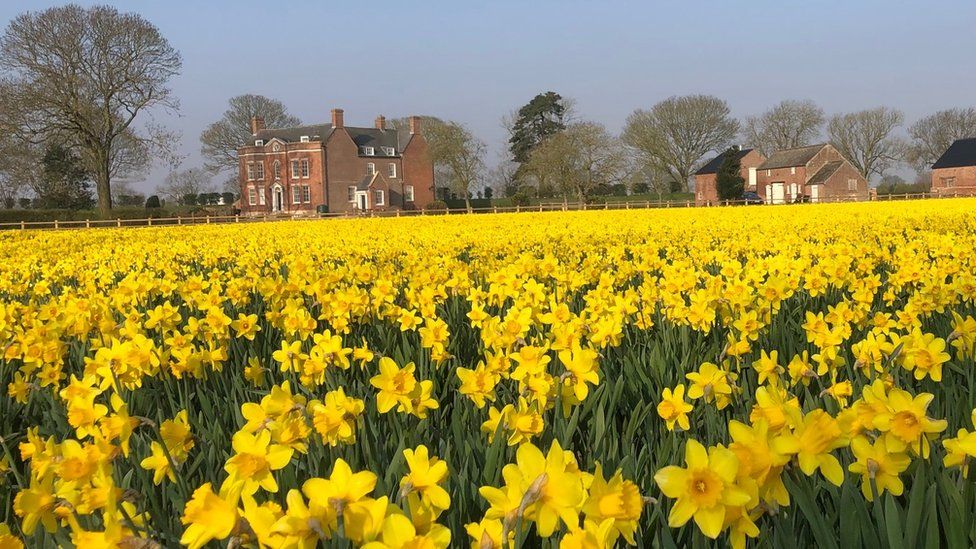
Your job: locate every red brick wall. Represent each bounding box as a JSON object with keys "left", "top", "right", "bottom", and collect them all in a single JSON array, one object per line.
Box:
[
  {"left": 325, "top": 130, "right": 408, "bottom": 213},
  {"left": 932, "top": 166, "right": 976, "bottom": 196},
  {"left": 238, "top": 140, "right": 326, "bottom": 215},
  {"left": 401, "top": 134, "right": 436, "bottom": 209},
  {"left": 756, "top": 166, "right": 809, "bottom": 203},
  {"left": 816, "top": 161, "right": 869, "bottom": 201},
  {"left": 693, "top": 150, "right": 766, "bottom": 205}
]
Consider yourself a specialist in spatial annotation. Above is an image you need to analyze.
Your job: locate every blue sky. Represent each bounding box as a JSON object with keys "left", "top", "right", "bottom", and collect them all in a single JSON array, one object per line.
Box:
[{"left": 3, "top": 1, "right": 975, "bottom": 191}]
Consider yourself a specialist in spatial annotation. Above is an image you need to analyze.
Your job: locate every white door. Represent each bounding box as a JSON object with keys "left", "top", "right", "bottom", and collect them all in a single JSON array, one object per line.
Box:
[
  {"left": 357, "top": 191, "right": 368, "bottom": 210},
  {"left": 273, "top": 187, "right": 283, "bottom": 211},
  {"left": 748, "top": 167, "right": 757, "bottom": 190},
  {"left": 810, "top": 185, "right": 820, "bottom": 203},
  {"left": 771, "top": 183, "right": 785, "bottom": 204}
]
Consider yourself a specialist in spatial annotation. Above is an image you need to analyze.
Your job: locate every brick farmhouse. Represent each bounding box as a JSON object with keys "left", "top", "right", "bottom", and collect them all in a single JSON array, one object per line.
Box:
[
  {"left": 931, "top": 137, "right": 976, "bottom": 196},
  {"left": 693, "top": 147, "right": 766, "bottom": 205},
  {"left": 754, "top": 143, "right": 868, "bottom": 204},
  {"left": 237, "top": 109, "right": 435, "bottom": 215}
]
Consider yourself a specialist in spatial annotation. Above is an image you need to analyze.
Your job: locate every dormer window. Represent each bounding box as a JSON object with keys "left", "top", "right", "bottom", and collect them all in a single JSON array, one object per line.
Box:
[
  {"left": 361, "top": 146, "right": 375, "bottom": 156},
  {"left": 300, "top": 136, "right": 310, "bottom": 143},
  {"left": 255, "top": 139, "right": 264, "bottom": 146},
  {"left": 382, "top": 146, "right": 395, "bottom": 156}
]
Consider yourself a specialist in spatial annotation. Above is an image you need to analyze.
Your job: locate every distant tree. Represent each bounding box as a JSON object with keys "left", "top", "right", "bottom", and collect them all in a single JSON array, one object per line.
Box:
[
  {"left": 508, "top": 91, "right": 571, "bottom": 164},
  {"left": 200, "top": 94, "right": 301, "bottom": 174},
  {"left": 622, "top": 95, "right": 739, "bottom": 192},
  {"left": 157, "top": 168, "right": 214, "bottom": 205},
  {"left": 145, "top": 195, "right": 161, "bottom": 209},
  {"left": 484, "top": 187, "right": 493, "bottom": 200},
  {"left": 905, "top": 108, "right": 976, "bottom": 171},
  {"left": 221, "top": 192, "right": 236, "bottom": 205},
  {"left": 389, "top": 115, "right": 453, "bottom": 192},
  {"left": 111, "top": 180, "right": 146, "bottom": 207},
  {"left": 18, "top": 197, "right": 30, "bottom": 209},
  {"left": 34, "top": 144, "right": 95, "bottom": 209},
  {"left": 743, "top": 99, "right": 825, "bottom": 156},
  {"left": 630, "top": 180, "right": 650, "bottom": 194},
  {"left": 425, "top": 121, "right": 486, "bottom": 212},
  {"left": 715, "top": 149, "right": 746, "bottom": 201},
  {"left": 524, "top": 122, "right": 628, "bottom": 203},
  {"left": 828, "top": 107, "right": 905, "bottom": 179},
  {"left": 0, "top": 4, "right": 181, "bottom": 215}
]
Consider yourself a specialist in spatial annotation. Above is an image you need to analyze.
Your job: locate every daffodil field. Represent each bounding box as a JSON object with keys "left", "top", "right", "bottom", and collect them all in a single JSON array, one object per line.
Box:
[{"left": 3, "top": 200, "right": 976, "bottom": 548}]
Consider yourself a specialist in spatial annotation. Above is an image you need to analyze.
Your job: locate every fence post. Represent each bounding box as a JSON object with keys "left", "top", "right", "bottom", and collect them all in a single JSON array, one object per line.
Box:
[
  {"left": 206, "top": 216, "right": 211, "bottom": 224},
  {"left": 20, "top": 220, "right": 24, "bottom": 230},
  {"left": 235, "top": 215, "right": 240, "bottom": 223},
  {"left": 117, "top": 218, "right": 121, "bottom": 228},
  {"left": 86, "top": 219, "right": 90, "bottom": 229},
  {"left": 539, "top": 204, "right": 543, "bottom": 212},
  {"left": 54, "top": 220, "right": 58, "bottom": 229},
  {"left": 148, "top": 217, "right": 152, "bottom": 226},
  {"left": 493, "top": 206, "right": 498, "bottom": 214},
  {"left": 516, "top": 204, "right": 521, "bottom": 213}
]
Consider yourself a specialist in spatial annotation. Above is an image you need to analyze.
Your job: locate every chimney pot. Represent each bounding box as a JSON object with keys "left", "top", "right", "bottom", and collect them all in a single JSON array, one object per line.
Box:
[
  {"left": 331, "top": 108, "right": 344, "bottom": 129},
  {"left": 409, "top": 115, "right": 421, "bottom": 135},
  {"left": 250, "top": 116, "right": 265, "bottom": 134},
  {"left": 375, "top": 115, "right": 386, "bottom": 130}
]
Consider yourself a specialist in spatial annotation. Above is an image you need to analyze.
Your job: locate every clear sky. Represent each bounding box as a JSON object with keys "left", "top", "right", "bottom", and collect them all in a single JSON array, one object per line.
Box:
[{"left": 3, "top": 0, "right": 975, "bottom": 192}]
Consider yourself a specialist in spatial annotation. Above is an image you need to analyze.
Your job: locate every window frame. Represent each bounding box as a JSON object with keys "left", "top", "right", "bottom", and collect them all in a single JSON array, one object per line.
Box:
[
  {"left": 348, "top": 186, "right": 357, "bottom": 203},
  {"left": 361, "top": 146, "right": 375, "bottom": 156},
  {"left": 255, "top": 162, "right": 265, "bottom": 180},
  {"left": 248, "top": 187, "right": 257, "bottom": 206},
  {"left": 943, "top": 177, "right": 956, "bottom": 188},
  {"left": 290, "top": 160, "right": 300, "bottom": 179},
  {"left": 273, "top": 160, "right": 281, "bottom": 180},
  {"left": 300, "top": 159, "right": 310, "bottom": 179},
  {"left": 246, "top": 163, "right": 255, "bottom": 181},
  {"left": 258, "top": 187, "right": 266, "bottom": 205},
  {"left": 374, "top": 189, "right": 385, "bottom": 206},
  {"left": 388, "top": 163, "right": 397, "bottom": 178},
  {"left": 302, "top": 185, "right": 311, "bottom": 203},
  {"left": 366, "top": 162, "right": 375, "bottom": 175},
  {"left": 292, "top": 186, "right": 301, "bottom": 204},
  {"left": 404, "top": 184, "right": 414, "bottom": 202},
  {"left": 300, "top": 135, "right": 310, "bottom": 143},
  {"left": 847, "top": 179, "right": 858, "bottom": 191}
]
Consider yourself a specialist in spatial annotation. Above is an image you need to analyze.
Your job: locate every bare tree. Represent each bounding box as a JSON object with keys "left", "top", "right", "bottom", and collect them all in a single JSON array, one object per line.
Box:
[
  {"left": 524, "top": 122, "right": 628, "bottom": 203},
  {"left": 622, "top": 95, "right": 739, "bottom": 192},
  {"left": 827, "top": 107, "right": 905, "bottom": 180},
  {"left": 0, "top": 5, "right": 181, "bottom": 215},
  {"left": 200, "top": 94, "right": 301, "bottom": 175},
  {"left": 905, "top": 108, "right": 976, "bottom": 172},
  {"left": 424, "top": 121, "right": 486, "bottom": 211},
  {"left": 156, "top": 168, "right": 214, "bottom": 205},
  {"left": 743, "top": 99, "right": 825, "bottom": 156}
]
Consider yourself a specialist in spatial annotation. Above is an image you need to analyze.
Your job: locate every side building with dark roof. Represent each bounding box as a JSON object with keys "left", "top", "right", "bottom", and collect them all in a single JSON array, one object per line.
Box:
[
  {"left": 931, "top": 137, "right": 976, "bottom": 196},
  {"left": 754, "top": 143, "right": 867, "bottom": 204},
  {"left": 237, "top": 109, "right": 436, "bottom": 215},
  {"left": 693, "top": 147, "right": 766, "bottom": 205}
]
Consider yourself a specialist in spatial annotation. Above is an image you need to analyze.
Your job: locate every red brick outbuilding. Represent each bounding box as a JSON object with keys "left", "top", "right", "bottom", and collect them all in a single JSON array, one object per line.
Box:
[{"left": 931, "top": 138, "right": 976, "bottom": 196}]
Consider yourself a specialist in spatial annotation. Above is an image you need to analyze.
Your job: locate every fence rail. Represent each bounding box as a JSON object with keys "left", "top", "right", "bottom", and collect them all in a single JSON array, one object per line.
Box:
[{"left": 0, "top": 192, "right": 966, "bottom": 231}]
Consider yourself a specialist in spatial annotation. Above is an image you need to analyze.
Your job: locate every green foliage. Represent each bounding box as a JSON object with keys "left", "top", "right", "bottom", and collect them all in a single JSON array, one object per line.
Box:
[
  {"left": 35, "top": 144, "right": 95, "bottom": 210},
  {"left": 509, "top": 91, "right": 568, "bottom": 163},
  {"left": 715, "top": 148, "right": 746, "bottom": 201}
]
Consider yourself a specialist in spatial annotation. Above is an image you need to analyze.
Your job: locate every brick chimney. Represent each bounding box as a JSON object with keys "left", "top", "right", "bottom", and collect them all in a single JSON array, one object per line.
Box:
[
  {"left": 409, "top": 115, "right": 421, "bottom": 135},
  {"left": 375, "top": 115, "right": 386, "bottom": 130},
  {"left": 250, "top": 116, "right": 265, "bottom": 134},
  {"left": 331, "top": 108, "right": 344, "bottom": 129}
]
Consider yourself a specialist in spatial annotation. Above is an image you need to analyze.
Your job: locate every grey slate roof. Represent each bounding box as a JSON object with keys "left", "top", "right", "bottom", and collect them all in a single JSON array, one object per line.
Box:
[
  {"left": 253, "top": 123, "right": 414, "bottom": 157},
  {"left": 695, "top": 148, "right": 755, "bottom": 175},
  {"left": 758, "top": 144, "right": 826, "bottom": 170},
  {"left": 932, "top": 137, "right": 976, "bottom": 169},
  {"left": 356, "top": 173, "right": 376, "bottom": 191},
  {"left": 806, "top": 161, "right": 843, "bottom": 186}
]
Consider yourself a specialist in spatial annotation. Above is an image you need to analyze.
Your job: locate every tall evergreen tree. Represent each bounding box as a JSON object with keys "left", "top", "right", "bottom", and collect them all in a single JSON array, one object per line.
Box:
[
  {"left": 509, "top": 91, "right": 568, "bottom": 163},
  {"left": 715, "top": 148, "right": 745, "bottom": 201}
]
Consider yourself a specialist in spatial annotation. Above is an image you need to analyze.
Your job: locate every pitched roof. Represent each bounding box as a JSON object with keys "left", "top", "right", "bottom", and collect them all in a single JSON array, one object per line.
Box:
[
  {"left": 253, "top": 123, "right": 413, "bottom": 156},
  {"left": 932, "top": 137, "right": 976, "bottom": 169},
  {"left": 694, "top": 148, "right": 755, "bottom": 175},
  {"left": 356, "top": 173, "right": 376, "bottom": 191},
  {"left": 805, "top": 161, "right": 843, "bottom": 186},
  {"left": 758, "top": 144, "right": 826, "bottom": 170}
]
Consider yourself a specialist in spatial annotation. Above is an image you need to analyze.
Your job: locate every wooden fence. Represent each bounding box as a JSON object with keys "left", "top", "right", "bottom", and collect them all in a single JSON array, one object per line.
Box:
[{"left": 0, "top": 192, "right": 965, "bottom": 231}]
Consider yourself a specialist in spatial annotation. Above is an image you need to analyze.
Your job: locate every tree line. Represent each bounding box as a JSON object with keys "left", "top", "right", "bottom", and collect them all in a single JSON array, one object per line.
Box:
[{"left": 2, "top": 5, "right": 975, "bottom": 214}]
